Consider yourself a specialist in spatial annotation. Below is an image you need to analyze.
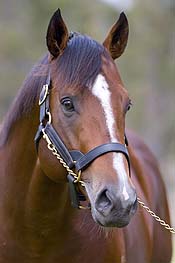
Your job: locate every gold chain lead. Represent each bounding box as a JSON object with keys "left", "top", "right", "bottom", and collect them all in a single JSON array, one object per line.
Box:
[
  {"left": 42, "top": 130, "right": 84, "bottom": 186},
  {"left": 137, "top": 197, "right": 175, "bottom": 234},
  {"left": 42, "top": 129, "right": 175, "bottom": 234}
]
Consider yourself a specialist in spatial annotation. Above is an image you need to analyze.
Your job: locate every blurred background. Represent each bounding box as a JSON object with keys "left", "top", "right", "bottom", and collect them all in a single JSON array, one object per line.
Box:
[{"left": 0, "top": 0, "right": 174, "bottom": 260}]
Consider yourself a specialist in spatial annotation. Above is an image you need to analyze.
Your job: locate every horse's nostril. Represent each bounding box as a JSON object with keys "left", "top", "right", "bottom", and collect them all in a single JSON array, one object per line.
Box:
[
  {"left": 95, "top": 189, "right": 113, "bottom": 215},
  {"left": 95, "top": 187, "right": 137, "bottom": 219}
]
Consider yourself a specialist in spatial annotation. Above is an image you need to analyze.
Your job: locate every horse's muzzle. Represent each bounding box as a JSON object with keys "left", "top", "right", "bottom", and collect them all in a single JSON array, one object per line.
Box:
[{"left": 92, "top": 186, "right": 137, "bottom": 227}]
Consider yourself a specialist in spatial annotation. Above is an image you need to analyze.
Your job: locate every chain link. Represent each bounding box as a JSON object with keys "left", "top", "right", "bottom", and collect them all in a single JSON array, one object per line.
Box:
[
  {"left": 42, "top": 129, "right": 175, "bottom": 234},
  {"left": 137, "top": 197, "right": 175, "bottom": 234},
  {"left": 42, "top": 130, "right": 84, "bottom": 186}
]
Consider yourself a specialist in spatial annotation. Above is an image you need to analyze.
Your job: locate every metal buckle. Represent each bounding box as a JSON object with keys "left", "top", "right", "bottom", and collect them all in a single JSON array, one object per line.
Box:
[{"left": 39, "top": 84, "right": 49, "bottom": 105}]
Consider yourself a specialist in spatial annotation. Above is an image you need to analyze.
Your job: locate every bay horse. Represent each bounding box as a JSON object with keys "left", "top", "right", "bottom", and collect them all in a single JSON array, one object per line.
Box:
[{"left": 0, "top": 9, "right": 172, "bottom": 263}]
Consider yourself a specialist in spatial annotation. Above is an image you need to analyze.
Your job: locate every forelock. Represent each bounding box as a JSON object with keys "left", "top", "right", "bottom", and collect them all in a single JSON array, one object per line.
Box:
[{"left": 53, "top": 33, "right": 106, "bottom": 89}]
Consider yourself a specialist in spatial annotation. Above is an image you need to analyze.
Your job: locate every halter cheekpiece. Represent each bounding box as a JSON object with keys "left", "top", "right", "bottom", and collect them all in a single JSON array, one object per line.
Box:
[{"left": 35, "top": 71, "right": 131, "bottom": 209}]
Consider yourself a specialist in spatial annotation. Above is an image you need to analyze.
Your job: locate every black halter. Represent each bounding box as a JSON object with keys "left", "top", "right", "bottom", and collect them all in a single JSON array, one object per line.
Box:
[{"left": 35, "top": 72, "right": 130, "bottom": 209}]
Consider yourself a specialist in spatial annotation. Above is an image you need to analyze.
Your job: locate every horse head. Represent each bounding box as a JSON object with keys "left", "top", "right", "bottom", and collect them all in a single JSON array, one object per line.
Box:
[{"left": 38, "top": 9, "right": 137, "bottom": 228}]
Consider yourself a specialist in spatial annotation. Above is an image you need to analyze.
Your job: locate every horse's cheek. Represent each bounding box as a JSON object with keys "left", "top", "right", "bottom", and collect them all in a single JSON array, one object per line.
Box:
[{"left": 38, "top": 140, "right": 67, "bottom": 182}]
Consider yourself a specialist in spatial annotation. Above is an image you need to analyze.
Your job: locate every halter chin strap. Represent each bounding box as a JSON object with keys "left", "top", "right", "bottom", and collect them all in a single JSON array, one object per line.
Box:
[{"left": 35, "top": 72, "right": 131, "bottom": 209}]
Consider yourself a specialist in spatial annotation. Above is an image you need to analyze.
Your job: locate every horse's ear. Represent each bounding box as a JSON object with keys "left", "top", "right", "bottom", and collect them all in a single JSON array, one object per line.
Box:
[
  {"left": 103, "top": 12, "right": 129, "bottom": 60},
  {"left": 46, "top": 9, "right": 69, "bottom": 58}
]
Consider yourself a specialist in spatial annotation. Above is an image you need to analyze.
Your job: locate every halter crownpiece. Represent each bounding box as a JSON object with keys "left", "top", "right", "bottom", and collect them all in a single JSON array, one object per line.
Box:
[{"left": 35, "top": 71, "right": 131, "bottom": 209}]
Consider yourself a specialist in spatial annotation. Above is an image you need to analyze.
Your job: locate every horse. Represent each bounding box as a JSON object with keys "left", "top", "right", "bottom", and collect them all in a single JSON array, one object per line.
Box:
[{"left": 0, "top": 9, "right": 172, "bottom": 263}]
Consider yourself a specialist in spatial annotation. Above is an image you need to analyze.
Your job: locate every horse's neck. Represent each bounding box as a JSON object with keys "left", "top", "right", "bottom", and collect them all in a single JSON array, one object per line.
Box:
[
  {"left": 24, "top": 160, "right": 75, "bottom": 256},
  {"left": 1, "top": 106, "right": 39, "bottom": 179},
  {"left": 0, "top": 107, "right": 39, "bottom": 221},
  {"left": 0, "top": 104, "right": 75, "bottom": 255}
]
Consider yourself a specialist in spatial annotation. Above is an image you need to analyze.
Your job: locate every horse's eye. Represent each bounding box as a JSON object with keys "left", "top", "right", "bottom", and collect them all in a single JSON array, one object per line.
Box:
[{"left": 61, "top": 97, "right": 75, "bottom": 112}]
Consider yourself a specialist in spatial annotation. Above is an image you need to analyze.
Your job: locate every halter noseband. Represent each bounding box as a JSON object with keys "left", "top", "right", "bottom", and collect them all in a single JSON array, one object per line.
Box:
[{"left": 35, "top": 72, "right": 130, "bottom": 209}]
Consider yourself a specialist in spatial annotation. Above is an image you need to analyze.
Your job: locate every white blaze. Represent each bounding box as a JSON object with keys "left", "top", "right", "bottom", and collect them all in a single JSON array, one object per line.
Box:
[{"left": 91, "top": 74, "right": 129, "bottom": 200}]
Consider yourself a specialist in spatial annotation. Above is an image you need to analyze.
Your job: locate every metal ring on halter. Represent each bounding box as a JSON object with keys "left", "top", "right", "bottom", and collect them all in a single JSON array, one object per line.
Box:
[{"left": 74, "top": 170, "right": 82, "bottom": 183}]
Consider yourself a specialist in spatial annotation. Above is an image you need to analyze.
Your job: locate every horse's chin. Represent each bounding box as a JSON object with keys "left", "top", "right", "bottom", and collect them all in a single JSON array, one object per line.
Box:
[
  {"left": 91, "top": 207, "right": 136, "bottom": 228},
  {"left": 93, "top": 215, "right": 130, "bottom": 228}
]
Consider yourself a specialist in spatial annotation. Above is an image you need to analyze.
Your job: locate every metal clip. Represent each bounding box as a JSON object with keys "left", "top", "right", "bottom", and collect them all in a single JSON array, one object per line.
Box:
[
  {"left": 74, "top": 170, "right": 82, "bottom": 183},
  {"left": 46, "top": 110, "right": 52, "bottom": 124},
  {"left": 39, "top": 84, "right": 49, "bottom": 105}
]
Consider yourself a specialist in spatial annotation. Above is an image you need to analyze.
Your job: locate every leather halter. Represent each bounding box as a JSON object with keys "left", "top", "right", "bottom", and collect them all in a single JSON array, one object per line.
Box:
[{"left": 35, "top": 72, "right": 130, "bottom": 209}]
